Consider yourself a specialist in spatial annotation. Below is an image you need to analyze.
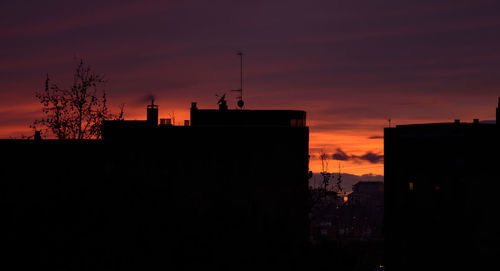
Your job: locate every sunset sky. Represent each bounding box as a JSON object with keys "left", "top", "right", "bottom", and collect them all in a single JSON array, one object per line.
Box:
[{"left": 1, "top": 0, "right": 499, "bottom": 176}]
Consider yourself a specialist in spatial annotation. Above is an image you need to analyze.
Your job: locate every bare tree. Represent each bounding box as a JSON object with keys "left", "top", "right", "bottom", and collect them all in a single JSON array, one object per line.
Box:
[
  {"left": 320, "top": 150, "right": 332, "bottom": 195},
  {"left": 32, "top": 59, "right": 123, "bottom": 139},
  {"left": 336, "top": 162, "right": 343, "bottom": 194}
]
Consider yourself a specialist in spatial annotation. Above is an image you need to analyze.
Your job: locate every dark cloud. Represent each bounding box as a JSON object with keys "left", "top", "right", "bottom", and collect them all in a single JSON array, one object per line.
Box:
[
  {"left": 332, "top": 148, "right": 350, "bottom": 161},
  {"left": 354, "top": 152, "right": 384, "bottom": 164},
  {"left": 331, "top": 148, "right": 384, "bottom": 164},
  {"left": 368, "top": 135, "right": 384, "bottom": 139}
]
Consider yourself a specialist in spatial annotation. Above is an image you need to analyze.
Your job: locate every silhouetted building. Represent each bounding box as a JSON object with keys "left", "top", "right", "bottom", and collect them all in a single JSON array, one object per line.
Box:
[
  {"left": 309, "top": 191, "right": 343, "bottom": 242},
  {"left": 346, "top": 182, "right": 384, "bottom": 239},
  {"left": 384, "top": 98, "right": 500, "bottom": 271},
  {"left": 309, "top": 181, "right": 384, "bottom": 243},
  {"left": 2, "top": 100, "right": 309, "bottom": 269},
  {"left": 348, "top": 181, "right": 384, "bottom": 207}
]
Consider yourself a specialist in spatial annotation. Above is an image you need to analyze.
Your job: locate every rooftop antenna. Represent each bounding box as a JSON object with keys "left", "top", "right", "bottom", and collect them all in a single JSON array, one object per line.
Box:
[
  {"left": 216, "top": 93, "right": 228, "bottom": 110},
  {"left": 216, "top": 93, "right": 226, "bottom": 105},
  {"left": 231, "top": 52, "right": 244, "bottom": 109},
  {"left": 388, "top": 117, "right": 392, "bottom": 128}
]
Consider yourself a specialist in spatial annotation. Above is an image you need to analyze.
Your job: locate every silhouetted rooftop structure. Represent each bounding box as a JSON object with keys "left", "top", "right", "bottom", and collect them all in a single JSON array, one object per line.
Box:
[
  {"left": 352, "top": 181, "right": 384, "bottom": 194},
  {"left": 190, "top": 102, "right": 306, "bottom": 127},
  {"left": 349, "top": 181, "right": 384, "bottom": 206},
  {"left": 384, "top": 98, "right": 500, "bottom": 271},
  {"left": 2, "top": 99, "right": 309, "bottom": 269}
]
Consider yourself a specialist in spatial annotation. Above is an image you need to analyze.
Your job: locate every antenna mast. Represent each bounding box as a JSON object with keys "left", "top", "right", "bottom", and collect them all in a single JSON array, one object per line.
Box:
[{"left": 232, "top": 52, "right": 244, "bottom": 109}]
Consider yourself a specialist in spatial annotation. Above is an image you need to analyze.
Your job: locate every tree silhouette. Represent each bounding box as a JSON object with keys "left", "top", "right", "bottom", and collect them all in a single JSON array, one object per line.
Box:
[
  {"left": 336, "top": 162, "right": 343, "bottom": 194},
  {"left": 32, "top": 59, "right": 123, "bottom": 139},
  {"left": 320, "top": 150, "right": 332, "bottom": 196}
]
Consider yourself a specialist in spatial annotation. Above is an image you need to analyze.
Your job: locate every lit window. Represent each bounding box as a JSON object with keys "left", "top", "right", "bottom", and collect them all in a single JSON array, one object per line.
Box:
[{"left": 409, "top": 182, "right": 414, "bottom": 191}]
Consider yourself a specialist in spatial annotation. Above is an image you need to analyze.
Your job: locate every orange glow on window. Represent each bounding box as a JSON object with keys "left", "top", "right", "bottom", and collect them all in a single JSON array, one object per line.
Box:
[{"left": 409, "top": 182, "right": 414, "bottom": 191}]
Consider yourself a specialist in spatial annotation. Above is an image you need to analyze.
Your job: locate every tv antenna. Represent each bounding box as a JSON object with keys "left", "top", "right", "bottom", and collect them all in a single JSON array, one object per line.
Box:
[
  {"left": 216, "top": 93, "right": 228, "bottom": 110},
  {"left": 216, "top": 93, "right": 226, "bottom": 104},
  {"left": 231, "top": 52, "right": 244, "bottom": 109}
]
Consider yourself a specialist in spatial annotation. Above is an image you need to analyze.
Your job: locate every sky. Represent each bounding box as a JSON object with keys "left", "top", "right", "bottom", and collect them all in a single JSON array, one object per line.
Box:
[{"left": 1, "top": 0, "right": 499, "bottom": 176}]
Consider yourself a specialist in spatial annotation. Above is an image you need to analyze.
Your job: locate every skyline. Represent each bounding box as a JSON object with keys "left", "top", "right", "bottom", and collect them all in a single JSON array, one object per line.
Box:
[{"left": 1, "top": 0, "right": 500, "bottom": 175}]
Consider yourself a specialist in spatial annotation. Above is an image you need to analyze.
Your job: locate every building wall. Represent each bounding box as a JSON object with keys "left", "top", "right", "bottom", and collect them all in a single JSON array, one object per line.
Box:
[
  {"left": 384, "top": 123, "right": 500, "bottom": 271},
  {"left": 2, "top": 121, "right": 309, "bottom": 269}
]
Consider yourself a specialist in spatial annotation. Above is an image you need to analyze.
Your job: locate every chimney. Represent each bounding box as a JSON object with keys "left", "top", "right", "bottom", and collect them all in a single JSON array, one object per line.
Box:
[
  {"left": 34, "top": 130, "right": 41, "bottom": 141},
  {"left": 147, "top": 99, "right": 158, "bottom": 126},
  {"left": 190, "top": 102, "right": 197, "bottom": 127}
]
